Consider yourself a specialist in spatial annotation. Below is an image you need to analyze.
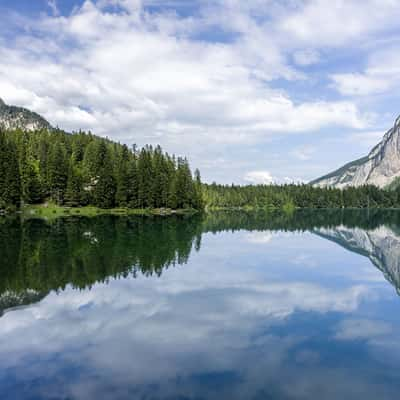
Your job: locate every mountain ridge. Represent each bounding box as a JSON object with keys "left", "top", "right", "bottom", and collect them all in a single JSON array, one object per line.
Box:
[
  {"left": 311, "top": 114, "right": 400, "bottom": 189},
  {"left": 0, "top": 98, "right": 52, "bottom": 132}
]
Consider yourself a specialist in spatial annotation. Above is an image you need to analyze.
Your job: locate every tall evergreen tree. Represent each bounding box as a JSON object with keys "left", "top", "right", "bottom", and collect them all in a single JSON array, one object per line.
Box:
[
  {"left": 19, "top": 141, "right": 43, "bottom": 204},
  {"left": 115, "top": 145, "right": 130, "bottom": 207},
  {"left": 137, "top": 147, "right": 154, "bottom": 208},
  {"left": 194, "top": 168, "right": 203, "bottom": 210},
  {"left": 2, "top": 141, "right": 21, "bottom": 207},
  {"left": 48, "top": 142, "right": 68, "bottom": 204},
  {"left": 65, "top": 163, "right": 84, "bottom": 207},
  {"left": 127, "top": 157, "right": 139, "bottom": 208},
  {"left": 93, "top": 141, "right": 116, "bottom": 208}
]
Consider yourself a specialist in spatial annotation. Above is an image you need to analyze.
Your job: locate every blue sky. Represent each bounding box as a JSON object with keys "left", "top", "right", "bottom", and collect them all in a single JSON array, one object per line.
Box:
[{"left": 1, "top": 0, "right": 400, "bottom": 184}]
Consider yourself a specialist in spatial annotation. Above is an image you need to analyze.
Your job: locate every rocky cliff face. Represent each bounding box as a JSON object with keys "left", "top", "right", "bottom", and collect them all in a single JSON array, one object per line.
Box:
[
  {"left": 0, "top": 290, "right": 47, "bottom": 317},
  {"left": 314, "top": 225, "right": 400, "bottom": 294},
  {"left": 0, "top": 98, "right": 52, "bottom": 131},
  {"left": 311, "top": 115, "right": 400, "bottom": 188}
]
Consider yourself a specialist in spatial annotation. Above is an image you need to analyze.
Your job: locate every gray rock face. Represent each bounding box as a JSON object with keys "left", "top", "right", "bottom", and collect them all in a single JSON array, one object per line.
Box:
[
  {"left": 0, "top": 98, "right": 52, "bottom": 131},
  {"left": 0, "top": 289, "right": 47, "bottom": 317},
  {"left": 315, "top": 226, "right": 400, "bottom": 295},
  {"left": 311, "top": 115, "right": 400, "bottom": 188}
]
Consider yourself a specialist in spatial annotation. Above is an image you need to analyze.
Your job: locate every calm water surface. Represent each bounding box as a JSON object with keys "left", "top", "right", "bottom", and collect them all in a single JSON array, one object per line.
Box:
[{"left": 1, "top": 210, "right": 400, "bottom": 399}]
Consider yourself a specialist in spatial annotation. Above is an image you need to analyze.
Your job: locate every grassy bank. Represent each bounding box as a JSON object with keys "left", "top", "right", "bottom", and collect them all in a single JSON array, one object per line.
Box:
[{"left": 20, "top": 204, "right": 198, "bottom": 220}]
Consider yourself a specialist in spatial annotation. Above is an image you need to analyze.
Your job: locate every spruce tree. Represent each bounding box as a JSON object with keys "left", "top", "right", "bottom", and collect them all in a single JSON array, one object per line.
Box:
[
  {"left": 2, "top": 141, "right": 21, "bottom": 207},
  {"left": 194, "top": 168, "right": 203, "bottom": 210},
  {"left": 93, "top": 141, "right": 116, "bottom": 208},
  {"left": 65, "top": 163, "right": 83, "bottom": 207},
  {"left": 48, "top": 142, "right": 68, "bottom": 204},
  {"left": 115, "top": 145, "right": 130, "bottom": 207},
  {"left": 127, "top": 158, "right": 139, "bottom": 208}
]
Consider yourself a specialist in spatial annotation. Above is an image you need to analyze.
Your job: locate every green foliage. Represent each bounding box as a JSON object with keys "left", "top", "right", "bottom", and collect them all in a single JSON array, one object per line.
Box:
[
  {"left": 48, "top": 142, "right": 68, "bottom": 203},
  {"left": 203, "top": 182, "right": 400, "bottom": 210},
  {"left": 65, "top": 164, "right": 84, "bottom": 207},
  {"left": 0, "top": 128, "right": 201, "bottom": 211},
  {"left": 3, "top": 126, "right": 400, "bottom": 213},
  {"left": 0, "top": 133, "right": 21, "bottom": 207}
]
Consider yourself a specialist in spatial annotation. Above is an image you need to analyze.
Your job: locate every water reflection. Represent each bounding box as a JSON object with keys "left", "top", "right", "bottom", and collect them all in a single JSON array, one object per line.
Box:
[
  {"left": 2, "top": 210, "right": 400, "bottom": 303},
  {"left": 0, "top": 215, "right": 203, "bottom": 313},
  {"left": 315, "top": 225, "right": 400, "bottom": 294},
  {"left": 1, "top": 210, "right": 400, "bottom": 399}
]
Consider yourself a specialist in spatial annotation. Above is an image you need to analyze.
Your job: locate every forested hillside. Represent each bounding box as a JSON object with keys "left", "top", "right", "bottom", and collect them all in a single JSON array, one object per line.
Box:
[
  {"left": 3, "top": 127, "right": 400, "bottom": 213},
  {"left": 203, "top": 183, "right": 400, "bottom": 209},
  {"left": 0, "top": 129, "right": 203, "bottom": 211}
]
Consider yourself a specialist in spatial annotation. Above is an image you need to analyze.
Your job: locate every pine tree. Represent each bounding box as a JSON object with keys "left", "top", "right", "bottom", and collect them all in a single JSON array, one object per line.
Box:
[
  {"left": 127, "top": 158, "right": 139, "bottom": 208},
  {"left": 21, "top": 162, "right": 43, "bottom": 204},
  {"left": 167, "top": 174, "right": 177, "bottom": 209},
  {"left": 0, "top": 131, "right": 8, "bottom": 208},
  {"left": 65, "top": 163, "right": 83, "bottom": 207},
  {"left": 19, "top": 141, "right": 43, "bottom": 204},
  {"left": 93, "top": 141, "right": 116, "bottom": 208},
  {"left": 2, "top": 141, "right": 21, "bottom": 207},
  {"left": 175, "top": 157, "right": 194, "bottom": 208},
  {"left": 193, "top": 168, "right": 203, "bottom": 210},
  {"left": 115, "top": 145, "right": 130, "bottom": 207},
  {"left": 137, "top": 147, "right": 154, "bottom": 208},
  {"left": 48, "top": 142, "right": 68, "bottom": 204}
]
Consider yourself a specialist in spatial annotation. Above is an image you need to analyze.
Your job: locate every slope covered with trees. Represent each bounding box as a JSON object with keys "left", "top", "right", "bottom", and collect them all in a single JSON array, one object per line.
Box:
[
  {"left": 2, "top": 127, "right": 400, "bottom": 213},
  {"left": 203, "top": 182, "right": 400, "bottom": 209},
  {"left": 0, "top": 129, "right": 203, "bottom": 211}
]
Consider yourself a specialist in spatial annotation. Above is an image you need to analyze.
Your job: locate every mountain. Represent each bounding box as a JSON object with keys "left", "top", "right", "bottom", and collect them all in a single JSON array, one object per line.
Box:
[
  {"left": 0, "top": 290, "right": 47, "bottom": 318},
  {"left": 315, "top": 225, "right": 400, "bottom": 295},
  {"left": 311, "top": 115, "right": 400, "bottom": 189},
  {"left": 0, "top": 98, "right": 52, "bottom": 131}
]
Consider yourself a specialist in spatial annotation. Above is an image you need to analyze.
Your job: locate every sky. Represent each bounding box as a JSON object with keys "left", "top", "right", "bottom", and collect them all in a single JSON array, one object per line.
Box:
[{"left": 1, "top": 0, "right": 400, "bottom": 184}]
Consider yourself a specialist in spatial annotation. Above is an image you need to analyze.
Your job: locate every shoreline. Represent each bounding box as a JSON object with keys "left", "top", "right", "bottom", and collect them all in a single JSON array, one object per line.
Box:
[
  {"left": 15, "top": 204, "right": 199, "bottom": 220},
  {"left": 2, "top": 204, "right": 400, "bottom": 221}
]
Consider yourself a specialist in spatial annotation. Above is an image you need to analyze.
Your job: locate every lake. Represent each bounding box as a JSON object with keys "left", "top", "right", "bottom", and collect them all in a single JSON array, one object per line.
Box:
[{"left": 1, "top": 210, "right": 400, "bottom": 399}]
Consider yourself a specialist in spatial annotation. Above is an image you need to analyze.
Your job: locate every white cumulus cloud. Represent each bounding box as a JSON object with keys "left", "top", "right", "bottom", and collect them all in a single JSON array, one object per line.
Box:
[
  {"left": 2, "top": 0, "right": 399, "bottom": 182},
  {"left": 244, "top": 170, "right": 275, "bottom": 185}
]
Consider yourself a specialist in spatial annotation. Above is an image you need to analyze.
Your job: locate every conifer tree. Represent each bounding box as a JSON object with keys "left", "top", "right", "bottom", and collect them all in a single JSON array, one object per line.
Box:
[
  {"left": 127, "top": 158, "right": 139, "bottom": 208},
  {"left": 19, "top": 142, "right": 43, "bottom": 204},
  {"left": 137, "top": 147, "right": 154, "bottom": 208},
  {"left": 93, "top": 141, "right": 116, "bottom": 208},
  {"left": 115, "top": 145, "right": 130, "bottom": 207},
  {"left": 48, "top": 142, "right": 68, "bottom": 204},
  {"left": 194, "top": 168, "right": 203, "bottom": 210},
  {"left": 0, "top": 129, "right": 203, "bottom": 210},
  {"left": 0, "top": 132, "right": 7, "bottom": 198},
  {"left": 65, "top": 163, "right": 84, "bottom": 207},
  {"left": 2, "top": 141, "right": 21, "bottom": 207}
]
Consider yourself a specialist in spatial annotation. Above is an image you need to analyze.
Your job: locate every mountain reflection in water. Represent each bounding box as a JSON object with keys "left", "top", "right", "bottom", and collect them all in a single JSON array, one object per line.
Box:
[
  {"left": 1, "top": 210, "right": 400, "bottom": 400},
  {"left": 2, "top": 210, "right": 400, "bottom": 307}
]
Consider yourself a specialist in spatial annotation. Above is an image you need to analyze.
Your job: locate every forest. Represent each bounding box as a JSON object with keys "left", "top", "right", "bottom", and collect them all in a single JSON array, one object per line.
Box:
[
  {"left": 2, "top": 128, "right": 400, "bottom": 212},
  {"left": 0, "top": 129, "right": 203, "bottom": 211},
  {"left": 203, "top": 182, "right": 400, "bottom": 209}
]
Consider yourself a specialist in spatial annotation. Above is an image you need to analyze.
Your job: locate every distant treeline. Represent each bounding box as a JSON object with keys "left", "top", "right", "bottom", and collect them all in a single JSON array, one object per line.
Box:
[
  {"left": 203, "top": 182, "right": 400, "bottom": 209},
  {"left": 0, "top": 129, "right": 203, "bottom": 210}
]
